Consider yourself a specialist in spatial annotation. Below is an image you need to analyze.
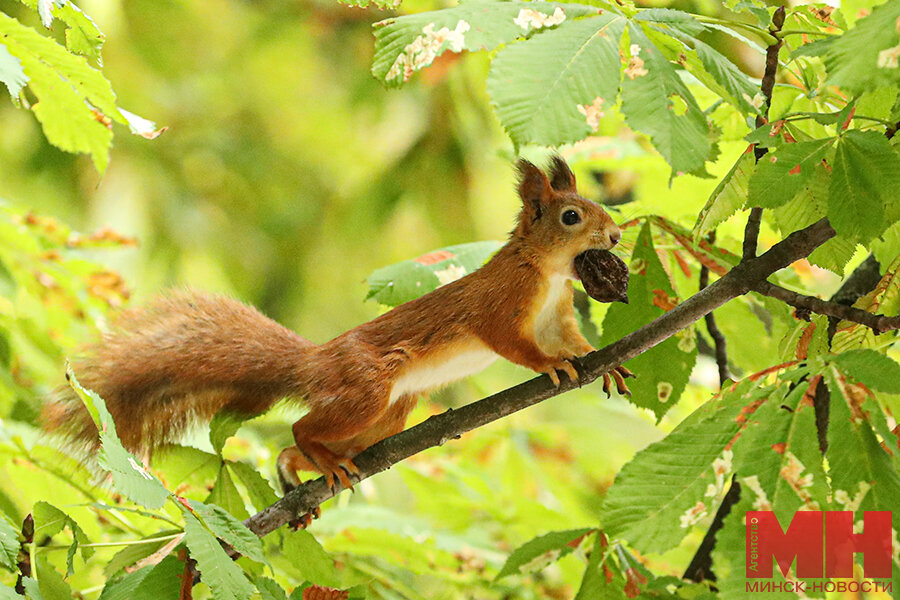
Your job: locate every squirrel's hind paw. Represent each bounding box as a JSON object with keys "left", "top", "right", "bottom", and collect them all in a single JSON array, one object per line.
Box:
[
  {"left": 602, "top": 365, "right": 634, "bottom": 397},
  {"left": 289, "top": 506, "right": 322, "bottom": 530}
]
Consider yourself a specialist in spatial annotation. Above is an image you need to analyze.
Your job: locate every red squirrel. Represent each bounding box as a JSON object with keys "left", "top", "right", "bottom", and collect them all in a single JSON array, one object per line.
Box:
[{"left": 43, "top": 157, "right": 630, "bottom": 495}]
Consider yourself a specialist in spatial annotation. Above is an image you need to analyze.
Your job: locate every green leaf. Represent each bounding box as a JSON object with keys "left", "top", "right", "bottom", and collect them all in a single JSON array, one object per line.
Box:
[
  {"left": 32, "top": 502, "right": 92, "bottom": 577},
  {"left": 0, "top": 13, "right": 119, "bottom": 171},
  {"left": 831, "top": 349, "right": 900, "bottom": 393},
  {"left": 228, "top": 460, "right": 279, "bottom": 512},
  {"left": 255, "top": 577, "right": 288, "bottom": 600},
  {"left": 732, "top": 381, "right": 828, "bottom": 525},
  {"left": 620, "top": 25, "right": 712, "bottom": 174},
  {"left": 825, "top": 367, "right": 900, "bottom": 534},
  {"left": 182, "top": 510, "right": 255, "bottom": 600},
  {"left": 66, "top": 369, "right": 169, "bottom": 509},
  {"left": 832, "top": 255, "right": 900, "bottom": 352},
  {"left": 55, "top": 2, "right": 105, "bottom": 61},
  {"left": 0, "top": 584, "right": 21, "bottom": 600},
  {"left": 104, "top": 530, "right": 182, "bottom": 577},
  {"left": 372, "top": 0, "right": 602, "bottom": 86},
  {"left": 35, "top": 557, "right": 71, "bottom": 600},
  {"left": 98, "top": 566, "right": 152, "bottom": 600},
  {"left": 0, "top": 43, "right": 27, "bottom": 99},
  {"left": 188, "top": 500, "right": 266, "bottom": 564},
  {"left": 130, "top": 555, "right": 184, "bottom": 600},
  {"left": 599, "top": 222, "right": 697, "bottom": 420},
  {"left": 748, "top": 138, "right": 834, "bottom": 208},
  {"left": 495, "top": 528, "right": 592, "bottom": 580},
  {"left": 599, "top": 377, "right": 767, "bottom": 554},
  {"left": 206, "top": 465, "right": 250, "bottom": 521},
  {"left": 807, "top": 234, "right": 857, "bottom": 275},
  {"left": 365, "top": 241, "right": 501, "bottom": 307},
  {"left": 693, "top": 148, "right": 754, "bottom": 240},
  {"left": 209, "top": 412, "right": 245, "bottom": 456},
  {"left": 281, "top": 529, "right": 339, "bottom": 587},
  {"left": 0, "top": 516, "right": 18, "bottom": 571},
  {"left": 710, "top": 493, "right": 768, "bottom": 598},
  {"left": 21, "top": 577, "right": 42, "bottom": 600},
  {"left": 770, "top": 163, "right": 856, "bottom": 274},
  {"left": 828, "top": 130, "right": 900, "bottom": 243},
  {"left": 487, "top": 12, "right": 626, "bottom": 147},
  {"left": 824, "top": 0, "right": 900, "bottom": 94},
  {"left": 693, "top": 41, "right": 760, "bottom": 114},
  {"left": 634, "top": 8, "right": 706, "bottom": 39}
]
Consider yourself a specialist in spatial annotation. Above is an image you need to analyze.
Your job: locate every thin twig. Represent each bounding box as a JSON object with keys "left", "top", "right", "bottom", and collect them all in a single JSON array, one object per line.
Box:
[
  {"left": 699, "top": 232, "right": 729, "bottom": 385},
  {"left": 744, "top": 6, "right": 786, "bottom": 261},
  {"left": 242, "top": 218, "right": 836, "bottom": 538}
]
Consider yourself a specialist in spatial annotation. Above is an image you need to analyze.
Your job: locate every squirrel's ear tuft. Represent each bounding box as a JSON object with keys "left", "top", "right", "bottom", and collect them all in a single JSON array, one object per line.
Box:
[
  {"left": 548, "top": 155, "right": 576, "bottom": 192},
  {"left": 516, "top": 159, "right": 551, "bottom": 223}
]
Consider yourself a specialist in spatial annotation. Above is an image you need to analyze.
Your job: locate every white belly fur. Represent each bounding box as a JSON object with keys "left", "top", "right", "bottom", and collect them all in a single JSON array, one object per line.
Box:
[
  {"left": 533, "top": 274, "right": 570, "bottom": 355},
  {"left": 389, "top": 342, "right": 499, "bottom": 403}
]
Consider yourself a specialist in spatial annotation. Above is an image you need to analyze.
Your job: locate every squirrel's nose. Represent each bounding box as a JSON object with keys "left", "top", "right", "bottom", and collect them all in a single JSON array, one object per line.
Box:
[{"left": 608, "top": 228, "right": 621, "bottom": 247}]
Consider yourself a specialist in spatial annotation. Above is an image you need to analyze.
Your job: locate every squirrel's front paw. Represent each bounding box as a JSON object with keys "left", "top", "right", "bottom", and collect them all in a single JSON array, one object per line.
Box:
[
  {"left": 569, "top": 341, "right": 595, "bottom": 357},
  {"left": 543, "top": 359, "right": 580, "bottom": 386},
  {"left": 602, "top": 365, "right": 636, "bottom": 397}
]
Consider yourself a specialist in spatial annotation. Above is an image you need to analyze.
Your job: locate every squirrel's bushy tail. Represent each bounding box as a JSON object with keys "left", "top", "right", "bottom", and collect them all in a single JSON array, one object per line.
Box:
[{"left": 42, "top": 290, "right": 315, "bottom": 456}]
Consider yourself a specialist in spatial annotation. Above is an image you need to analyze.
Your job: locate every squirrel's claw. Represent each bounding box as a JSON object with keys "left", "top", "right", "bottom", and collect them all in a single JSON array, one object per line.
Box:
[
  {"left": 611, "top": 367, "right": 632, "bottom": 397},
  {"left": 544, "top": 359, "right": 580, "bottom": 386},
  {"left": 288, "top": 506, "right": 322, "bottom": 530},
  {"left": 324, "top": 458, "right": 359, "bottom": 493},
  {"left": 545, "top": 368, "right": 561, "bottom": 386},
  {"left": 601, "top": 366, "right": 634, "bottom": 397}
]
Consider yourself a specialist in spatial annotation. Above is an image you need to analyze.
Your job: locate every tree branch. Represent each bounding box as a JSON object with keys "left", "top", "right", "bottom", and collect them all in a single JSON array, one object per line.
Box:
[
  {"left": 744, "top": 6, "right": 785, "bottom": 261},
  {"left": 242, "top": 218, "right": 835, "bottom": 537},
  {"left": 752, "top": 279, "right": 900, "bottom": 334},
  {"left": 699, "top": 233, "right": 729, "bottom": 385}
]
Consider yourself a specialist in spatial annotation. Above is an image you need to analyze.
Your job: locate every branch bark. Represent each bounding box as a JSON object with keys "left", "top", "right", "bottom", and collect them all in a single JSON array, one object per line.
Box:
[
  {"left": 243, "top": 218, "right": 836, "bottom": 537},
  {"left": 743, "top": 6, "right": 785, "bottom": 261},
  {"left": 752, "top": 279, "right": 900, "bottom": 333},
  {"left": 699, "top": 233, "right": 729, "bottom": 386}
]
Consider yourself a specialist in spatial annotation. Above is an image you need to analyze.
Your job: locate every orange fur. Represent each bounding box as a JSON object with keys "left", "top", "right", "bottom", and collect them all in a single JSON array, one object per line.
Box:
[{"left": 43, "top": 157, "right": 621, "bottom": 489}]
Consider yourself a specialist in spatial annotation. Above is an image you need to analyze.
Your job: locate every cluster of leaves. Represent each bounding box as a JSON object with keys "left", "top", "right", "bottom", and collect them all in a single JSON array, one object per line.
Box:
[
  {"left": 0, "top": 202, "right": 133, "bottom": 418},
  {"left": 0, "top": 0, "right": 163, "bottom": 172}
]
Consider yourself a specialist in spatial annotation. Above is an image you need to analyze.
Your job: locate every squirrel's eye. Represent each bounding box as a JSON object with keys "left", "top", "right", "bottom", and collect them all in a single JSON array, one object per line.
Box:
[{"left": 561, "top": 210, "right": 580, "bottom": 226}]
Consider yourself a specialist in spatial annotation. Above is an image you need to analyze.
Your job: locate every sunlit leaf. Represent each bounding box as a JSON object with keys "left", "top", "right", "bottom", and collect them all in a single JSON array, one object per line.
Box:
[
  {"left": 601, "top": 380, "right": 768, "bottom": 553},
  {"left": 748, "top": 138, "right": 834, "bottom": 208},
  {"left": 693, "top": 148, "right": 754, "bottom": 240},
  {"left": 66, "top": 369, "right": 169, "bottom": 509},
  {"left": 182, "top": 510, "right": 255, "bottom": 600},
  {"left": 620, "top": 25, "right": 712, "bottom": 174},
  {"left": 828, "top": 130, "right": 900, "bottom": 243},
  {"left": 0, "top": 12, "right": 119, "bottom": 171},
  {"left": 366, "top": 241, "right": 501, "bottom": 306},
  {"left": 824, "top": 0, "right": 900, "bottom": 94},
  {"left": 188, "top": 499, "right": 265, "bottom": 564},
  {"left": 0, "top": 44, "right": 27, "bottom": 99},
  {"left": 372, "top": 0, "right": 602, "bottom": 86},
  {"left": 487, "top": 12, "right": 626, "bottom": 147},
  {"left": 0, "top": 516, "right": 18, "bottom": 571},
  {"left": 831, "top": 349, "right": 900, "bottom": 393},
  {"left": 495, "top": 528, "right": 592, "bottom": 580}
]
